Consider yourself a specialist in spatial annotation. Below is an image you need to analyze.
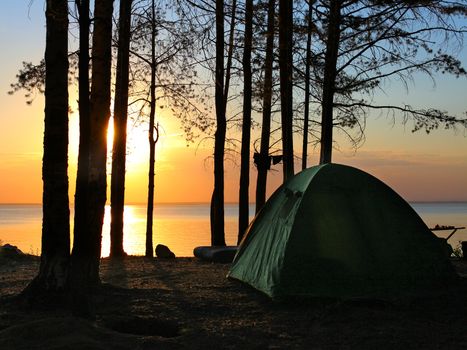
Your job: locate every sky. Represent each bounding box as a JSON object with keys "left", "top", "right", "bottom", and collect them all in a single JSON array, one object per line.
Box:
[{"left": 0, "top": 0, "right": 466, "bottom": 204}]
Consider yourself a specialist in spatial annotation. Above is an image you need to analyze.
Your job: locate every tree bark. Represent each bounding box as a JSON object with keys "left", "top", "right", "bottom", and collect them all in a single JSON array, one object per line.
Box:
[
  {"left": 110, "top": 0, "right": 132, "bottom": 258},
  {"left": 25, "top": 0, "right": 70, "bottom": 297},
  {"left": 146, "top": 0, "right": 157, "bottom": 258},
  {"left": 319, "top": 0, "right": 341, "bottom": 164},
  {"left": 210, "top": 0, "right": 226, "bottom": 247},
  {"left": 279, "top": 0, "right": 294, "bottom": 181},
  {"left": 71, "top": 0, "right": 114, "bottom": 306},
  {"left": 255, "top": 0, "right": 275, "bottom": 214},
  {"left": 302, "top": 0, "right": 313, "bottom": 170},
  {"left": 238, "top": 0, "right": 253, "bottom": 243}
]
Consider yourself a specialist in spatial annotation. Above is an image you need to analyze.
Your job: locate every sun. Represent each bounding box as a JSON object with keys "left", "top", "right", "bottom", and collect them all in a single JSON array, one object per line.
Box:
[{"left": 107, "top": 118, "right": 150, "bottom": 167}]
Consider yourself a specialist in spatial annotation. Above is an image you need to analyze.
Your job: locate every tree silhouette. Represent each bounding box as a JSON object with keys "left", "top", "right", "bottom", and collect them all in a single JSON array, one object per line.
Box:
[
  {"left": 211, "top": 0, "right": 228, "bottom": 247},
  {"left": 319, "top": 0, "right": 341, "bottom": 164},
  {"left": 23, "top": 0, "right": 70, "bottom": 297},
  {"left": 315, "top": 0, "right": 467, "bottom": 163},
  {"left": 301, "top": 0, "right": 314, "bottom": 170},
  {"left": 255, "top": 0, "right": 276, "bottom": 213},
  {"left": 145, "top": 0, "right": 158, "bottom": 257},
  {"left": 110, "top": 0, "right": 133, "bottom": 258},
  {"left": 126, "top": 0, "right": 207, "bottom": 254},
  {"left": 279, "top": 0, "right": 295, "bottom": 179},
  {"left": 71, "top": 0, "right": 114, "bottom": 317},
  {"left": 238, "top": 0, "right": 253, "bottom": 243}
]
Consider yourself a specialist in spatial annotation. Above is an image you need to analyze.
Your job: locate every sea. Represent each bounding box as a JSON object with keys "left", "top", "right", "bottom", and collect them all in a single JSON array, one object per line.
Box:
[{"left": 0, "top": 202, "right": 466, "bottom": 257}]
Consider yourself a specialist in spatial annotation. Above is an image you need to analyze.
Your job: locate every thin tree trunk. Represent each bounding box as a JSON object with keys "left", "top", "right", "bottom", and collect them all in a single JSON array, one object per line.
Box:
[
  {"left": 25, "top": 0, "right": 70, "bottom": 297},
  {"left": 210, "top": 0, "right": 226, "bottom": 247},
  {"left": 71, "top": 0, "right": 114, "bottom": 315},
  {"left": 211, "top": 0, "right": 236, "bottom": 246},
  {"left": 302, "top": 0, "right": 313, "bottom": 170},
  {"left": 146, "top": 0, "right": 157, "bottom": 258},
  {"left": 279, "top": 0, "right": 294, "bottom": 180},
  {"left": 255, "top": 0, "right": 275, "bottom": 214},
  {"left": 223, "top": 0, "right": 236, "bottom": 114},
  {"left": 320, "top": 0, "right": 341, "bottom": 164},
  {"left": 110, "top": 0, "right": 132, "bottom": 258},
  {"left": 238, "top": 0, "right": 253, "bottom": 243}
]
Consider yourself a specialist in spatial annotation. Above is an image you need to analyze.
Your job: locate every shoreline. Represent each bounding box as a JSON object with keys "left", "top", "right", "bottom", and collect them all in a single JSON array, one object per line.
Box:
[{"left": 1, "top": 202, "right": 467, "bottom": 258}]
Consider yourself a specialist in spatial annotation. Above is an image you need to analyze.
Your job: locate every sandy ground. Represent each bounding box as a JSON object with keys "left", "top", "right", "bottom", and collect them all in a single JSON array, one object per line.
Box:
[{"left": 1, "top": 255, "right": 467, "bottom": 349}]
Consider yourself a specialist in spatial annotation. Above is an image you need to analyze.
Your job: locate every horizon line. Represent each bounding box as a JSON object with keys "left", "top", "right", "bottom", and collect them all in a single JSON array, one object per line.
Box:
[{"left": 1, "top": 200, "right": 467, "bottom": 205}]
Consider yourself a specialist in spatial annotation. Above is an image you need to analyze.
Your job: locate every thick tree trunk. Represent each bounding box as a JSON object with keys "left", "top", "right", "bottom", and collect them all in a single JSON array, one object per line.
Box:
[
  {"left": 110, "top": 0, "right": 132, "bottom": 258},
  {"left": 69, "top": 0, "right": 92, "bottom": 315},
  {"left": 73, "top": 0, "right": 91, "bottom": 271},
  {"left": 279, "top": 0, "right": 294, "bottom": 181},
  {"left": 210, "top": 0, "right": 226, "bottom": 247},
  {"left": 71, "top": 0, "right": 114, "bottom": 307},
  {"left": 146, "top": 0, "right": 157, "bottom": 258},
  {"left": 302, "top": 0, "right": 313, "bottom": 170},
  {"left": 319, "top": 0, "right": 341, "bottom": 164},
  {"left": 255, "top": 0, "right": 275, "bottom": 214},
  {"left": 238, "top": 0, "right": 253, "bottom": 243},
  {"left": 26, "top": 0, "right": 70, "bottom": 296}
]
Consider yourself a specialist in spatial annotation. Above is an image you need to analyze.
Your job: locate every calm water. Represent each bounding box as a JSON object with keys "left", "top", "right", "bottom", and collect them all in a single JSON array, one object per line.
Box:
[{"left": 0, "top": 202, "right": 466, "bottom": 257}]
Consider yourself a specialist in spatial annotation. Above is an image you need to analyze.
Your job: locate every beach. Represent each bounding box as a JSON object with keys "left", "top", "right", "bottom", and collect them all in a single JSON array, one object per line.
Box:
[{"left": 1, "top": 254, "right": 467, "bottom": 349}]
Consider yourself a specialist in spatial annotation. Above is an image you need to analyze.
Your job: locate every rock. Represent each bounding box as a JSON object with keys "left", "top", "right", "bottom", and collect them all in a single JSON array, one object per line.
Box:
[
  {"left": 0, "top": 244, "right": 24, "bottom": 258},
  {"left": 462, "top": 241, "right": 467, "bottom": 260},
  {"left": 193, "top": 246, "right": 238, "bottom": 263},
  {"left": 155, "top": 244, "right": 175, "bottom": 259}
]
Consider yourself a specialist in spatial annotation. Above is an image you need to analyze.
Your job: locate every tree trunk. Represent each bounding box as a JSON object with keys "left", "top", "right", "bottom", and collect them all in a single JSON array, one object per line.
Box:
[
  {"left": 73, "top": 0, "right": 91, "bottom": 276},
  {"left": 319, "top": 0, "right": 341, "bottom": 164},
  {"left": 70, "top": 0, "right": 92, "bottom": 318},
  {"left": 210, "top": 0, "right": 226, "bottom": 247},
  {"left": 255, "top": 0, "right": 275, "bottom": 214},
  {"left": 25, "top": 0, "right": 70, "bottom": 297},
  {"left": 223, "top": 0, "right": 236, "bottom": 113},
  {"left": 110, "top": 0, "right": 132, "bottom": 258},
  {"left": 302, "top": 0, "right": 313, "bottom": 170},
  {"left": 71, "top": 0, "right": 114, "bottom": 310},
  {"left": 211, "top": 0, "right": 236, "bottom": 246},
  {"left": 238, "top": 0, "right": 253, "bottom": 243},
  {"left": 146, "top": 0, "right": 157, "bottom": 258},
  {"left": 279, "top": 0, "right": 294, "bottom": 181}
]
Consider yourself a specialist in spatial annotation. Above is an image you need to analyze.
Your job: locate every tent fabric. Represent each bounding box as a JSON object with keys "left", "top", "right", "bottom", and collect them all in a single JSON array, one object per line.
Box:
[{"left": 228, "top": 163, "right": 457, "bottom": 299}]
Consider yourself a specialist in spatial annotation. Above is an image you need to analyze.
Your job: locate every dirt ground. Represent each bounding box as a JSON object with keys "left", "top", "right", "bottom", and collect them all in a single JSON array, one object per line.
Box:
[{"left": 1, "top": 255, "right": 467, "bottom": 349}]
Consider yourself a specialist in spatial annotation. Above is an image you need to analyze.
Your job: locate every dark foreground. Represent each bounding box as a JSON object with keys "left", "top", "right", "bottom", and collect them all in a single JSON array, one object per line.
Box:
[{"left": 1, "top": 255, "right": 467, "bottom": 349}]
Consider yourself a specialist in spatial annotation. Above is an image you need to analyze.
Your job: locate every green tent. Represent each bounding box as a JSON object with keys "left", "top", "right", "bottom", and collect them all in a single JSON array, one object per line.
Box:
[{"left": 228, "top": 163, "right": 457, "bottom": 298}]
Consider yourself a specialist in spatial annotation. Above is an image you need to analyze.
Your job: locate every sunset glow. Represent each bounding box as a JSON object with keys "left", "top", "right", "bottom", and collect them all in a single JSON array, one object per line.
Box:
[
  {"left": 2, "top": 2, "right": 467, "bottom": 345},
  {"left": 0, "top": 1, "right": 466, "bottom": 206}
]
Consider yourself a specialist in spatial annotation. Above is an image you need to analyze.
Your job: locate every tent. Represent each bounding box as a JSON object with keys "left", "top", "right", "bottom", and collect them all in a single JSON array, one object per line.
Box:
[{"left": 228, "top": 163, "right": 457, "bottom": 298}]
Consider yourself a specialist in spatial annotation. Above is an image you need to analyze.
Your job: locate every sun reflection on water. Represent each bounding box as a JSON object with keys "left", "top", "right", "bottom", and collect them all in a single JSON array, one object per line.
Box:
[
  {"left": 2, "top": 203, "right": 464, "bottom": 258},
  {"left": 100, "top": 204, "right": 238, "bottom": 257}
]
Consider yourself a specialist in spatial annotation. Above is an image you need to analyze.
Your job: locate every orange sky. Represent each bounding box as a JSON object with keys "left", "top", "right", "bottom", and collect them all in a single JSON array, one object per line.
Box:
[
  {"left": 1, "top": 89, "right": 466, "bottom": 204},
  {"left": 0, "top": 2, "right": 466, "bottom": 204}
]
